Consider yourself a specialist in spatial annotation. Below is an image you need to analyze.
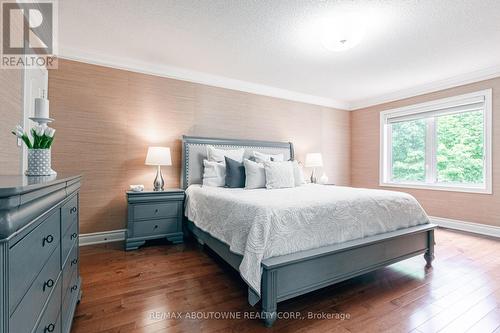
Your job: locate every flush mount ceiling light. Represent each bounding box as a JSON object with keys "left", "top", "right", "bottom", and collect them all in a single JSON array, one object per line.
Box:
[
  {"left": 296, "top": 8, "right": 382, "bottom": 55},
  {"left": 320, "top": 15, "right": 366, "bottom": 52}
]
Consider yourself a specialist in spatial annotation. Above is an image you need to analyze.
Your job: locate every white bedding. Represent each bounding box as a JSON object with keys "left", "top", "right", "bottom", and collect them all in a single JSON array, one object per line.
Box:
[{"left": 185, "top": 184, "right": 429, "bottom": 296}]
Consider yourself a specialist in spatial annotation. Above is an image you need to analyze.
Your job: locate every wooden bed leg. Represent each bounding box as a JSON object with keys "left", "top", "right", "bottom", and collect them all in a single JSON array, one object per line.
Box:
[
  {"left": 261, "top": 269, "right": 277, "bottom": 327},
  {"left": 424, "top": 229, "right": 435, "bottom": 268}
]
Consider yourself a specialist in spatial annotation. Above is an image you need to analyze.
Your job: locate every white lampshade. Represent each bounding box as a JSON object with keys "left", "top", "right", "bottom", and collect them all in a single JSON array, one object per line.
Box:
[
  {"left": 305, "top": 153, "right": 323, "bottom": 168},
  {"left": 145, "top": 147, "right": 172, "bottom": 166}
]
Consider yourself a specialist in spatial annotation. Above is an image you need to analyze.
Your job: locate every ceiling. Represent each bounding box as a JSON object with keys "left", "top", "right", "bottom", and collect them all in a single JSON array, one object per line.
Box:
[{"left": 57, "top": 0, "right": 500, "bottom": 110}]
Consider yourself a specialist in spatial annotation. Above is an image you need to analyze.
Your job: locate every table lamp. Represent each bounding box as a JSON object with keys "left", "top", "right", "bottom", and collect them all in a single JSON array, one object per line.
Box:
[
  {"left": 305, "top": 153, "right": 323, "bottom": 184},
  {"left": 145, "top": 147, "right": 172, "bottom": 191}
]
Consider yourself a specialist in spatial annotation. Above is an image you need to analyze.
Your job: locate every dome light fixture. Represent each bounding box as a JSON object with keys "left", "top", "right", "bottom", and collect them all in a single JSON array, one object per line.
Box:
[{"left": 320, "top": 14, "right": 366, "bottom": 52}]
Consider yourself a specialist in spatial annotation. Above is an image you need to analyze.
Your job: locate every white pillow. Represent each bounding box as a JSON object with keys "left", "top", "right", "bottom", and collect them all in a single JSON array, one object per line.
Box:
[
  {"left": 253, "top": 151, "right": 284, "bottom": 163},
  {"left": 202, "top": 160, "right": 226, "bottom": 187},
  {"left": 207, "top": 145, "right": 245, "bottom": 163},
  {"left": 264, "top": 161, "right": 295, "bottom": 189},
  {"left": 292, "top": 160, "right": 306, "bottom": 186},
  {"left": 243, "top": 159, "right": 266, "bottom": 189}
]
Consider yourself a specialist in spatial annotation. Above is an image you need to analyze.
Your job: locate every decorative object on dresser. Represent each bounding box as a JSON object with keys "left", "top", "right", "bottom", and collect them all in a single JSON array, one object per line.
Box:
[
  {"left": 125, "top": 189, "right": 184, "bottom": 250},
  {"left": 145, "top": 146, "right": 172, "bottom": 191},
  {"left": 305, "top": 152, "right": 323, "bottom": 183},
  {"left": 0, "top": 174, "right": 82, "bottom": 333},
  {"left": 11, "top": 90, "right": 57, "bottom": 176}
]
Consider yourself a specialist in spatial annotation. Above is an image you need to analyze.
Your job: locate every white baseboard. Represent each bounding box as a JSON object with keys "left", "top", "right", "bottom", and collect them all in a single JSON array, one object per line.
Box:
[
  {"left": 78, "top": 217, "right": 499, "bottom": 247},
  {"left": 430, "top": 216, "right": 500, "bottom": 238},
  {"left": 79, "top": 229, "right": 126, "bottom": 246}
]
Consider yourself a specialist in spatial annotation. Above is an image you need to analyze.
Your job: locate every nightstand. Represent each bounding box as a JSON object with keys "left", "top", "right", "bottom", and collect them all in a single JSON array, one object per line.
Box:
[{"left": 125, "top": 189, "right": 184, "bottom": 251}]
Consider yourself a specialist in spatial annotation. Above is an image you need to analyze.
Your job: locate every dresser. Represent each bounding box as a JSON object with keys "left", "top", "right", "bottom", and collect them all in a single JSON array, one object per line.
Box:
[
  {"left": 126, "top": 189, "right": 184, "bottom": 250},
  {"left": 0, "top": 175, "right": 82, "bottom": 333}
]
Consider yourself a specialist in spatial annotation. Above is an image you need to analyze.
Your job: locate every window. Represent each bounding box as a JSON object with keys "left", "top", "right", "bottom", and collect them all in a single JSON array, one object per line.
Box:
[{"left": 380, "top": 89, "right": 492, "bottom": 194}]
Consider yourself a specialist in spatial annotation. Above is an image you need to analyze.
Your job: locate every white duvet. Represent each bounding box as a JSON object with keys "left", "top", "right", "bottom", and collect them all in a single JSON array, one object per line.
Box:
[{"left": 185, "top": 184, "right": 429, "bottom": 296}]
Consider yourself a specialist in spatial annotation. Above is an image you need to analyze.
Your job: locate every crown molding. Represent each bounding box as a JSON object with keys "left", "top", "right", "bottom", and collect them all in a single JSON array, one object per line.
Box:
[
  {"left": 56, "top": 48, "right": 500, "bottom": 112},
  {"left": 57, "top": 48, "right": 350, "bottom": 110},
  {"left": 349, "top": 65, "right": 500, "bottom": 110}
]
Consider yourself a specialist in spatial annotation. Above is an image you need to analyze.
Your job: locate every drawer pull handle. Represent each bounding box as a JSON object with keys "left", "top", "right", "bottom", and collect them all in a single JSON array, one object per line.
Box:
[
  {"left": 71, "top": 258, "right": 79, "bottom": 266},
  {"left": 154, "top": 209, "right": 159, "bottom": 214},
  {"left": 44, "top": 323, "right": 55, "bottom": 333},
  {"left": 71, "top": 232, "right": 78, "bottom": 240},
  {"left": 43, "top": 279, "right": 54, "bottom": 291},
  {"left": 70, "top": 206, "right": 77, "bottom": 214},
  {"left": 71, "top": 285, "right": 78, "bottom": 292},
  {"left": 154, "top": 225, "right": 158, "bottom": 229},
  {"left": 42, "top": 234, "right": 54, "bottom": 246}
]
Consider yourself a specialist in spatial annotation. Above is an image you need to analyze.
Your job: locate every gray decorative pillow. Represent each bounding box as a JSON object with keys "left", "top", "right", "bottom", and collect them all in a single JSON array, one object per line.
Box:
[
  {"left": 225, "top": 156, "right": 246, "bottom": 188},
  {"left": 264, "top": 161, "right": 295, "bottom": 189},
  {"left": 243, "top": 159, "right": 266, "bottom": 189}
]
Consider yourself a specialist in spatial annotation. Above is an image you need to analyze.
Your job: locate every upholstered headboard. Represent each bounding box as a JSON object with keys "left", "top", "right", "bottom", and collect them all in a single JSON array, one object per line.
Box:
[{"left": 181, "top": 135, "right": 294, "bottom": 189}]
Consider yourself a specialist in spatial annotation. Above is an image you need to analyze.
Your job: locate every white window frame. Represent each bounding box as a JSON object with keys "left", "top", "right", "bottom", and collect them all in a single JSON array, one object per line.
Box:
[{"left": 379, "top": 89, "right": 492, "bottom": 194}]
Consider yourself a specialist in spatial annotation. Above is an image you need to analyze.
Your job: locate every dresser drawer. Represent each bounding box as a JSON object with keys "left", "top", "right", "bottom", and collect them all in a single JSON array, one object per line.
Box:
[
  {"left": 62, "top": 244, "right": 79, "bottom": 295},
  {"left": 62, "top": 269, "right": 79, "bottom": 333},
  {"left": 132, "top": 202, "right": 179, "bottom": 220},
  {"left": 9, "top": 245, "right": 61, "bottom": 332},
  {"left": 62, "top": 218, "right": 78, "bottom": 266},
  {"left": 9, "top": 209, "right": 61, "bottom": 312},
  {"left": 132, "top": 218, "right": 178, "bottom": 237},
  {"left": 34, "top": 278, "right": 62, "bottom": 333},
  {"left": 62, "top": 194, "right": 78, "bottom": 235}
]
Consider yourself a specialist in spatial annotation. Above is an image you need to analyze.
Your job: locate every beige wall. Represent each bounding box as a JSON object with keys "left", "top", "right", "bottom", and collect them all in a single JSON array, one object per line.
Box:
[
  {"left": 48, "top": 59, "right": 351, "bottom": 234},
  {"left": 352, "top": 77, "right": 500, "bottom": 227},
  {"left": 0, "top": 69, "right": 23, "bottom": 175},
  {"left": 0, "top": 2, "right": 23, "bottom": 175}
]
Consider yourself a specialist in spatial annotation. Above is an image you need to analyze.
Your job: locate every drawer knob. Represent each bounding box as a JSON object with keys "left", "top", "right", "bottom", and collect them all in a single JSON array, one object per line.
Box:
[
  {"left": 154, "top": 225, "right": 158, "bottom": 229},
  {"left": 43, "top": 279, "right": 54, "bottom": 291},
  {"left": 44, "top": 323, "right": 55, "bottom": 333},
  {"left": 70, "top": 206, "right": 77, "bottom": 214},
  {"left": 70, "top": 232, "right": 78, "bottom": 240},
  {"left": 71, "top": 284, "right": 78, "bottom": 292},
  {"left": 42, "top": 234, "right": 54, "bottom": 246},
  {"left": 71, "top": 258, "right": 79, "bottom": 266},
  {"left": 154, "top": 209, "right": 159, "bottom": 214}
]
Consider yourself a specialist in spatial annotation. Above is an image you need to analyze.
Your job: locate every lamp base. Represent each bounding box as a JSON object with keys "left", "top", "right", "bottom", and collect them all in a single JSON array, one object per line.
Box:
[
  {"left": 153, "top": 165, "right": 165, "bottom": 191},
  {"left": 310, "top": 168, "right": 317, "bottom": 184}
]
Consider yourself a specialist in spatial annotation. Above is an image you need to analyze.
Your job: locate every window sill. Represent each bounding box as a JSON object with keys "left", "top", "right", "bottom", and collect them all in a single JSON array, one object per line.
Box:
[{"left": 378, "top": 181, "right": 492, "bottom": 194}]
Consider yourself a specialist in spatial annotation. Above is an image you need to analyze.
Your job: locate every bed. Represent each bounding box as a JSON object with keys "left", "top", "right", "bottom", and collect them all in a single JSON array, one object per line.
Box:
[{"left": 181, "top": 135, "right": 437, "bottom": 327}]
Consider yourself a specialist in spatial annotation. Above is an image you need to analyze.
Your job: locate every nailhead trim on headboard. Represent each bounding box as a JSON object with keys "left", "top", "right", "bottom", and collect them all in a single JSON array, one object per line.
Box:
[{"left": 181, "top": 136, "right": 294, "bottom": 189}]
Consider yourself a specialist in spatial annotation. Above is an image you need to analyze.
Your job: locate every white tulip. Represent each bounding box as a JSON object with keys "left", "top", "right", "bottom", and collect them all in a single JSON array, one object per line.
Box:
[
  {"left": 35, "top": 126, "right": 44, "bottom": 136},
  {"left": 46, "top": 128, "right": 55, "bottom": 138},
  {"left": 13, "top": 128, "right": 23, "bottom": 137}
]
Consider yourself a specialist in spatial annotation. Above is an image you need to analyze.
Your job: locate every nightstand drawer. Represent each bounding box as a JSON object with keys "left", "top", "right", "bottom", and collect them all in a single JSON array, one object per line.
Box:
[
  {"left": 133, "top": 202, "right": 179, "bottom": 220},
  {"left": 132, "top": 218, "right": 178, "bottom": 237}
]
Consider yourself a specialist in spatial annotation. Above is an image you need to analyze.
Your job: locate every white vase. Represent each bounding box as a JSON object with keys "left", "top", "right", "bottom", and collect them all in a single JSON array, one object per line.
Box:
[
  {"left": 319, "top": 173, "right": 329, "bottom": 185},
  {"left": 26, "top": 149, "right": 57, "bottom": 176}
]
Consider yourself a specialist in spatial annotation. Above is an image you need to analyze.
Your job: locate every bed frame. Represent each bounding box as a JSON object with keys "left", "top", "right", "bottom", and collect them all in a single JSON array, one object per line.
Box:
[{"left": 181, "top": 135, "right": 437, "bottom": 327}]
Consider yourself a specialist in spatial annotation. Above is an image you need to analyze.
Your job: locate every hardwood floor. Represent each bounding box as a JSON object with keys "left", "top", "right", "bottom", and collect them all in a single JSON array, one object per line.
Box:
[{"left": 71, "top": 229, "right": 500, "bottom": 333}]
